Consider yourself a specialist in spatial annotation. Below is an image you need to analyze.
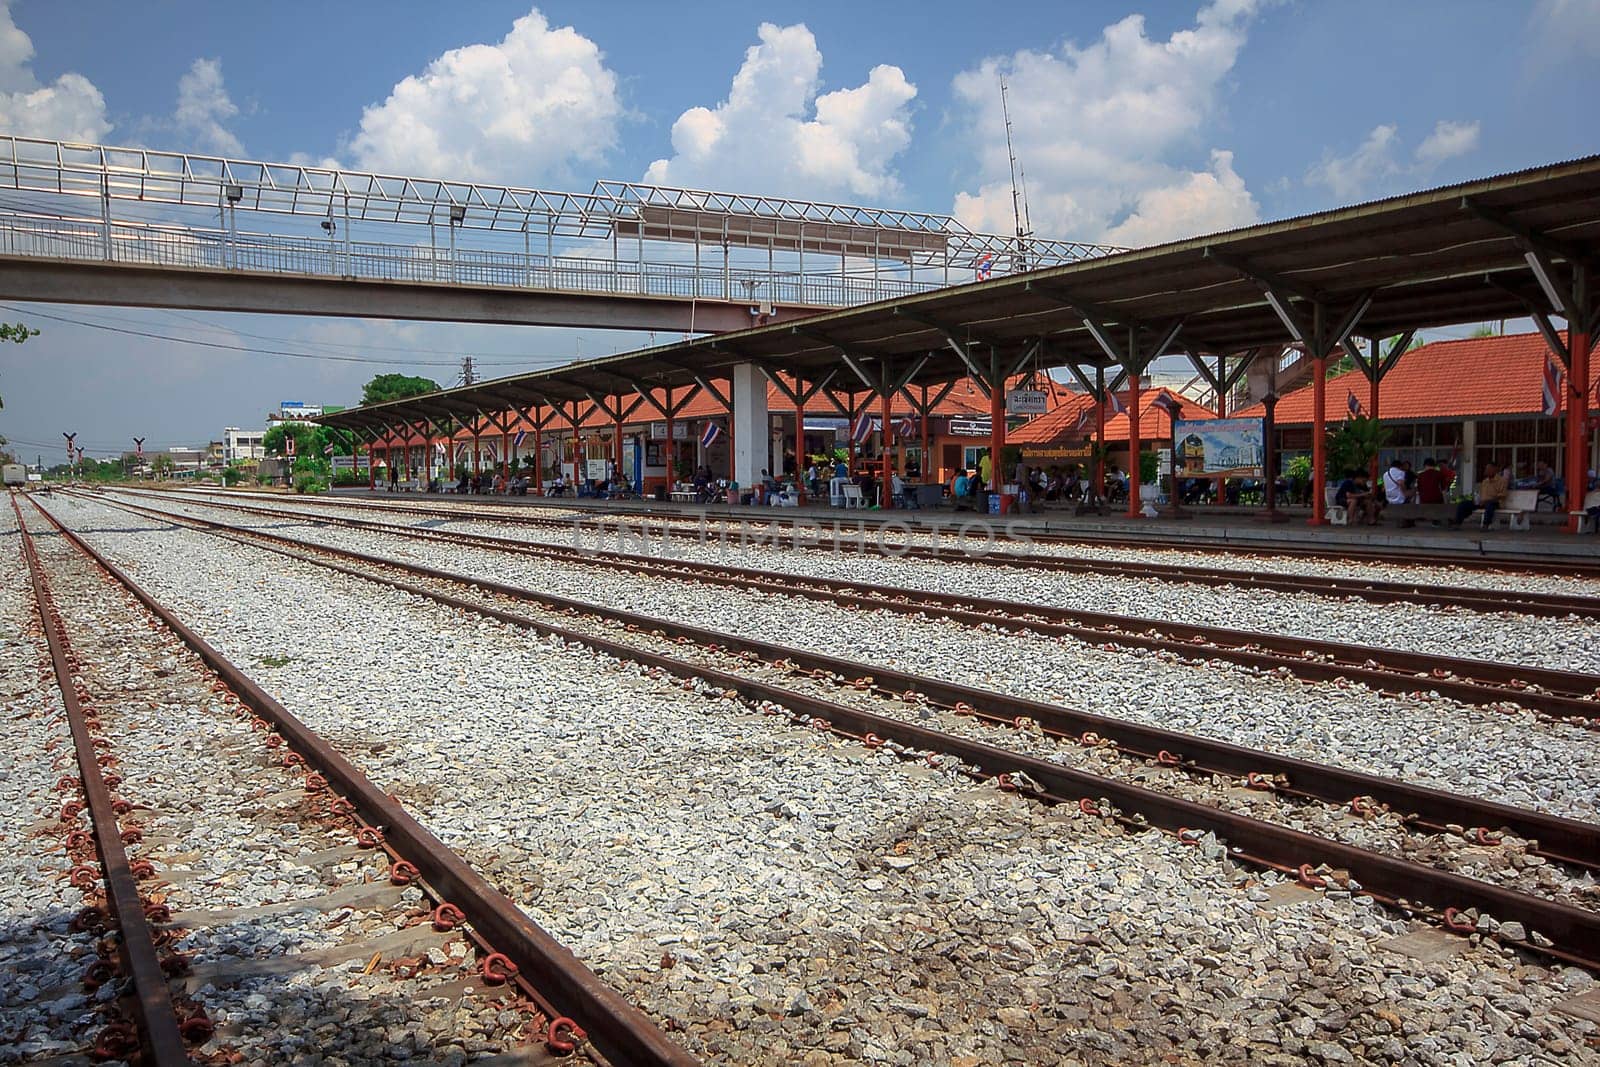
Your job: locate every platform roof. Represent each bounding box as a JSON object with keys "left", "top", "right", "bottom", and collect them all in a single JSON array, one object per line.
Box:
[{"left": 322, "top": 155, "right": 1600, "bottom": 435}]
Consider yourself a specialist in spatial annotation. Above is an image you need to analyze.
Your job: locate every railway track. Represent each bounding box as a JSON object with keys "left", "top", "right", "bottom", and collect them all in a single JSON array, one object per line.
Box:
[
  {"left": 13, "top": 493, "right": 698, "bottom": 1067},
  {"left": 52, "top": 491, "right": 1600, "bottom": 973},
  {"left": 109, "top": 489, "right": 1600, "bottom": 725},
  {"left": 207, "top": 485, "right": 1600, "bottom": 585}
]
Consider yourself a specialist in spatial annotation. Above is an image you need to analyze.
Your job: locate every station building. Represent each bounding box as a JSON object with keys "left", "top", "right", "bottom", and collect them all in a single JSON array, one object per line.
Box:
[{"left": 1235, "top": 331, "right": 1600, "bottom": 490}]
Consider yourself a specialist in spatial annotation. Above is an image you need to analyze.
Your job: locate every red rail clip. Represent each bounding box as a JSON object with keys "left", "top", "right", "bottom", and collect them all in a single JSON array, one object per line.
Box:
[
  {"left": 1472, "top": 827, "right": 1503, "bottom": 847},
  {"left": 546, "top": 1016, "right": 587, "bottom": 1056},
  {"left": 1297, "top": 864, "right": 1327, "bottom": 889},
  {"left": 389, "top": 861, "right": 419, "bottom": 886},
  {"left": 431, "top": 903, "right": 466, "bottom": 931},
  {"left": 68, "top": 865, "right": 98, "bottom": 888},
  {"left": 480, "top": 952, "right": 519, "bottom": 984},
  {"left": 1078, "top": 798, "right": 1101, "bottom": 817},
  {"left": 355, "top": 827, "right": 384, "bottom": 848},
  {"left": 862, "top": 733, "right": 885, "bottom": 750},
  {"left": 1442, "top": 907, "right": 1476, "bottom": 932},
  {"left": 179, "top": 1012, "right": 214, "bottom": 1044},
  {"left": 93, "top": 1022, "right": 138, "bottom": 1059},
  {"left": 304, "top": 773, "right": 328, "bottom": 794},
  {"left": 1156, "top": 750, "right": 1181, "bottom": 767}
]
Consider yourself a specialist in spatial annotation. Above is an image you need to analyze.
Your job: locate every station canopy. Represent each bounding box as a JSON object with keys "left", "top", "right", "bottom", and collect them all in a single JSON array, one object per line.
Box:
[{"left": 322, "top": 155, "right": 1600, "bottom": 435}]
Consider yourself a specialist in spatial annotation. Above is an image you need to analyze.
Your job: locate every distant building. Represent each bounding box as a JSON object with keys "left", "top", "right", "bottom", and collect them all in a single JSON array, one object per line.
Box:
[{"left": 224, "top": 427, "right": 266, "bottom": 463}]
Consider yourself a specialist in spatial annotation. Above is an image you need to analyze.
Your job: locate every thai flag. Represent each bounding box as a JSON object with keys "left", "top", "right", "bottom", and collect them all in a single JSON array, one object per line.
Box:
[
  {"left": 1542, "top": 354, "right": 1562, "bottom": 416},
  {"left": 1073, "top": 406, "right": 1093, "bottom": 432},
  {"left": 1107, "top": 391, "right": 1126, "bottom": 415},
  {"left": 1151, "top": 392, "right": 1179, "bottom": 416},
  {"left": 1347, "top": 390, "right": 1362, "bottom": 418},
  {"left": 514, "top": 430, "right": 527, "bottom": 448},
  {"left": 896, "top": 416, "right": 916, "bottom": 439},
  {"left": 323, "top": 442, "right": 335, "bottom": 456},
  {"left": 701, "top": 422, "right": 721, "bottom": 448},
  {"left": 852, "top": 413, "right": 874, "bottom": 444},
  {"left": 483, "top": 441, "right": 496, "bottom": 462},
  {"left": 975, "top": 253, "right": 994, "bottom": 281}
]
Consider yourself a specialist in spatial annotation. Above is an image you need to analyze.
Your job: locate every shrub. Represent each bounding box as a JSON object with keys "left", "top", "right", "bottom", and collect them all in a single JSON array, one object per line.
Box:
[
  {"left": 294, "top": 471, "right": 328, "bottom": 494},
  {"left": 1138, "top": 450, "right": 1161, "bottom": 485}
]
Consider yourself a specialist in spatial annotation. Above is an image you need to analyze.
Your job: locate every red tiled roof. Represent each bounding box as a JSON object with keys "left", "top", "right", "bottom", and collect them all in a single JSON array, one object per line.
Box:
[
  {"left": 1011, "top": 387, "right": 1215, "bottom": 444},
  {"left": 1234, "top": 331, "right": 1599, "bottom": 424}
]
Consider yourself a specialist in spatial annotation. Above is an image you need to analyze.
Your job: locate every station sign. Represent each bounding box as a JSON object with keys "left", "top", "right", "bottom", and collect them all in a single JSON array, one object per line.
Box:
[
  {"left": 948, "top": 418, "right": 993, "bottom": 437},
  {"left": 1022, "top": 442, "right": 1094, "bottom": 463},
  {"left": 1174, "top": 418, "right": 1265, "bottom": 478},
  {"left": 1006, "top": 389, "right": 1049, "bottom": 415}
]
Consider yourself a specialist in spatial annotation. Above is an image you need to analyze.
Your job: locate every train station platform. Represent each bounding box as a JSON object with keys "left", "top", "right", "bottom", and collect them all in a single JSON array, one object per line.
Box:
[{"left": 327, "top": 488, "right": 1600, "bottom": 565}]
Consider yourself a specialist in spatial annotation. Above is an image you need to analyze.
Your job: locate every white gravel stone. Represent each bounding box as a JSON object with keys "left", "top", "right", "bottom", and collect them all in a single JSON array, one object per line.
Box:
[{"left": 42, "top": 493, "right": 1600, "bottom": 1065}]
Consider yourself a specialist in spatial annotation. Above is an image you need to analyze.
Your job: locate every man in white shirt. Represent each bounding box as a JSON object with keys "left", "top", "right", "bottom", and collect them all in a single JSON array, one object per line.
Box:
[{"left": 1382, "top": 458, "right": 1409, "bottom": 506}]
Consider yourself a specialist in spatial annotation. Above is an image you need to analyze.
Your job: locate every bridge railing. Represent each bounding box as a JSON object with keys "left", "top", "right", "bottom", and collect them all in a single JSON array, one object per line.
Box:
[{"left": 0, "top": 214, "right": 945, "bottom": 309}]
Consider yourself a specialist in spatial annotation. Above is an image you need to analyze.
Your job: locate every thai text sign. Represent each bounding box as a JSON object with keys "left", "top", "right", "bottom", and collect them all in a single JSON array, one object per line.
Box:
[
  {"left": 1006, "top": 389, "right": 1049, "bottom": 415},
  {"left": 1022, "top": 442, "right": 1094, "bottom": 463},
  {"left": 1174, "top": 418, "right": 1265, "bottom": 477}
]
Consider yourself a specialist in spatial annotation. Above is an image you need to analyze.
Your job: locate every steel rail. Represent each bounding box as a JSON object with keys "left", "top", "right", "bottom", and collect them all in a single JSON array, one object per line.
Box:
[
  {"left": 11, "top": 494, "right": 195, "bottom": 1065},
  {"left": 210, "top": 487, "right": 1600, "bottom": 580},
  {"left": 72, "top": 490, "right": 1600, "bottom": 971},
  {"left": 27, "top": 494, "right": 700, "bottom": 1067},
  {"left": 90, "top": 490, "right": 1600, "bottom": 873},
  {"left": 117, "top": 489, "right": 1600, "bottom": 721}
]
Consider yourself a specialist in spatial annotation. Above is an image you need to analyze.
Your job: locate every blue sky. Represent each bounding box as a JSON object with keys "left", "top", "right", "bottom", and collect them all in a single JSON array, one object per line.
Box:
[{"left": 1, "top": 0, "right": 1597, "bottom": 456}]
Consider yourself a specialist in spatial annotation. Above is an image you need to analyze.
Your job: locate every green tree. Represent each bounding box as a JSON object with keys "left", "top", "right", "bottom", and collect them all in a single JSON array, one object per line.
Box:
[
  {"left": 1326, "top": 415, "right": 1391, "bottom": 479},
  {"left": 263, "top": 423, "right": 353, "bottom": 459},
  {"left": 361, "top": 374, "right": 440, "bottom": 406}
]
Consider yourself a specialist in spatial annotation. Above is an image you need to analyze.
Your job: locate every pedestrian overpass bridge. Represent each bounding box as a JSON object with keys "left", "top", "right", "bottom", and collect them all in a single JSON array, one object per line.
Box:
[{"left": 0, "top": 135, "right": 1119, "bottom": 333}]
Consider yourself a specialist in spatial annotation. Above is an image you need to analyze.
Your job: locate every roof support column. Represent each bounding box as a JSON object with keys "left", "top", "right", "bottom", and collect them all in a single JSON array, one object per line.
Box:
[
  {"left": 730, "top": 364, "right": 768, "bottom": 490},
  {"left": 1351, "top": 331, "right": 1413, "bottom": 485},
  {"left": 827, "top": 348, "right": 929, "bottom": 510},
  {"left": 761, "top": 370, "right": 838, "bottom": 506},
  {"left": 897, "top": 379, "right": 956, "bottom": 485},
  {"left": 1080, "top": 314, "right": 1184, "bottom": 517},
  {"left": 1471, "top": 202, "right": 1599, "bottom": 531}
]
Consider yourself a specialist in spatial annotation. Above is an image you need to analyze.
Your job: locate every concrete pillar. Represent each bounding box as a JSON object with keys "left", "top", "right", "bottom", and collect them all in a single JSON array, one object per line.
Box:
[
  {"left": 731, "top": 363, "right": 768, "bottom": 488},
  {"left": 1459, "top": 420, "right": 1476, "bottom": 493}
]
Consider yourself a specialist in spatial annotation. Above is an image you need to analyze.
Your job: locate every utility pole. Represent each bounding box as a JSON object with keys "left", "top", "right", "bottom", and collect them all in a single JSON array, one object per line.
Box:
[
  {"left": 458, "top": 355, "right": 476, "bottom": 387},
  {"left": 62, "top": 432, "right": 76, "bottom": 482}
]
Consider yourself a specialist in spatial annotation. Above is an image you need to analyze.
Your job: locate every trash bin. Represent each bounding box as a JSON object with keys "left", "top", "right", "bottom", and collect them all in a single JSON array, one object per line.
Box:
[{"left": 986, "top": 493, "right": 1000, "bottom": 515}]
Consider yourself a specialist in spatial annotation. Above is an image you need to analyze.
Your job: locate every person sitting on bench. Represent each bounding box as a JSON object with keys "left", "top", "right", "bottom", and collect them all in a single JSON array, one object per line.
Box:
[{"left": 1452, "top": 463, "right": 1508, "bottom": 526}]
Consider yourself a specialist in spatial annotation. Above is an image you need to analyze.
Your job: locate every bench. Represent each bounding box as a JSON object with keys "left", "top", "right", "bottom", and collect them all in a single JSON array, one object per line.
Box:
[
  {"left": 840, "top": 483, "right": 866, "bottom": 509},
  {"left": 1324, "top": 485, "right": 1348, "bottom": 526},
  {"left": 1571, "top": 489, "right": 1600, "bottom": 533},
  {"left": 1493, "top": 489, "right": 1539, "bottom": 531},
  {"left": 1383, "top": 502, "right": 1455, "bottom": 528}
]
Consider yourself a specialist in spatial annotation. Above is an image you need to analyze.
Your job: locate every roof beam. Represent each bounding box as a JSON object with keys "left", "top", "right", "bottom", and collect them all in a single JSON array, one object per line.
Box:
[
  {"left": 1460, "top": 197, "right": 1592, "bottom": 267},
  {"left": 1202, "top": 247, "right": 1321, "bottom": 302}
]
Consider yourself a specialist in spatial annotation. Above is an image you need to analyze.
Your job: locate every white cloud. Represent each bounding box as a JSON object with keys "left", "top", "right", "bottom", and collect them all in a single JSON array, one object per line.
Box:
[
  {"left": 174, "top": 58, "right": 242, "bottom": 156},
  {"left": 1307, "top": 119, "right": 1479, "bottom": 200},
  {"left": 1529, "top": 0, "right": 1600, "bottom": 61},
  {"left": 644, "top": 23, "right": 917, "bottom": 201},
  {"left": 347, "top": 7, "right": 621, "bottom": 184},
  {"left": 0, "top": 1, "right": 110, "bottom": 142},
  {"left": 1305, "top": 123, "right": 1399, "bottom": 201},
  {"left": 1104, "top": 150, "right": 1256, "bottom": 247},
  {"left": 1414, "top": 119, "right": 1480, "bottom": 167},
  {"left": 949, "top": 1, "right": 1266, "bottom": 248}
]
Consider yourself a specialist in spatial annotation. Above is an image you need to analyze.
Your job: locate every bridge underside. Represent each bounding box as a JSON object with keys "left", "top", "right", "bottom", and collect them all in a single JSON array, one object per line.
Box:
[{"left": 0, "top": 258, "right": 816, "bottom": 332}]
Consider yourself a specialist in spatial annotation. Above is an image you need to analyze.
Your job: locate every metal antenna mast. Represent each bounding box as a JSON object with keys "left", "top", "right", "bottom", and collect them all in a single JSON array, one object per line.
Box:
[{"left": 1000, "top": 76, "right": 1033, "bottom": 272}]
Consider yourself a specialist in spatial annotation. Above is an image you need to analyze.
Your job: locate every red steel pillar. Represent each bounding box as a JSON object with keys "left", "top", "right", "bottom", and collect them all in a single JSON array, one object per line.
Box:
[
  {"left": 1567, "top": 327, "right": 1592, "bottom": 533},
  {"left": 501, "top": 430, "right": 509, "bottom": 482},
  {"left": 614, "top": 412, "right": 625, "bottom": 492},
  {"left": 794, "top": 391, "right": 806, "bottom": 505},
  {"left": 1310, "top": 355, "right": 1329, "bottom": 524},
  {"left": 988, "top": 373, "right": 1004, "bottom": 496},
  {"left": 1125, "top": 372, "right": 1143, "bottom": 518},
  {"left": 845, "top": 390, "right": 857, "bottom": 474},
  {"left": 881, "top": 389, "right": 894, "bottom": 510},
  {"left": 919, "top": 385, "right": 931, "bottom": 485},
  {"left": 424, "top": 430, "right": 433, "bottom": 485},
  {"left": 533, "top": 418, "right": 544, "bottom": 495},
  {"left": 1368, "top": 362, "right": 1381, "bottom": 486}
]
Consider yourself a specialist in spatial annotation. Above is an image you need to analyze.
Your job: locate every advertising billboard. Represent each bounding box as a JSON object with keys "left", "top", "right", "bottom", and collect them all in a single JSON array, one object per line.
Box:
[{"left": 1174, "top": 418, "right": 1265, "bottom": 478}]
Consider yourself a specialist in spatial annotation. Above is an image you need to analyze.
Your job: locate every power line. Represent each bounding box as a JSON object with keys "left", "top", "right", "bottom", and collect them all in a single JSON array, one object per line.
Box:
[{"left": 0, "top": 303, "right": 521, "bottom": 368}]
